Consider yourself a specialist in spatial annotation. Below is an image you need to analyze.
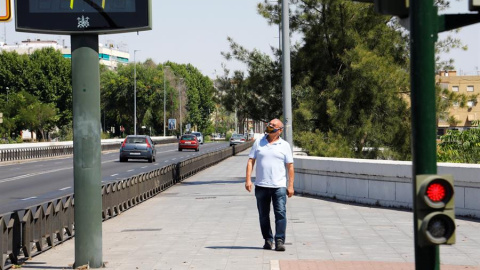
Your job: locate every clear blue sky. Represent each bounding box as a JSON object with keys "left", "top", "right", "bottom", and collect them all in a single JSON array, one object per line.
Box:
[
  {"left": 3, "top": 0, "right": 280, "bottom": 78},
  {"left": 3, "top": 0, "right": 478, "bottom": 77}
]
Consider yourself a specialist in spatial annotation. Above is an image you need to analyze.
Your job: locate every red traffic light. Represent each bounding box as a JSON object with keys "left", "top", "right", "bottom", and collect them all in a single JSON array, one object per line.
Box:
[
  {"left": 423, "top": 178, "right": 453, "bottom": 207},
  {"left": 426, "top": 183, "right": 446, "bottom": 202}
]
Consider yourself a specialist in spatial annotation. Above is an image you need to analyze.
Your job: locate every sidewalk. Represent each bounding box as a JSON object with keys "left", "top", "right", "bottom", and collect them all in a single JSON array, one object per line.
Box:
[{"left": 21, "top": 151, "right": 480, "bottom": 270}]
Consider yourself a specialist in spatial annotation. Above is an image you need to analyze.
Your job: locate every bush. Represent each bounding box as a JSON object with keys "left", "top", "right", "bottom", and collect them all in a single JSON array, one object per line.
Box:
[
  {"left": 293, "top": 130, "right": 354, "bottom": 158},
  {"left": 438, "top": 128, "right": 480, "bottom": 164}
]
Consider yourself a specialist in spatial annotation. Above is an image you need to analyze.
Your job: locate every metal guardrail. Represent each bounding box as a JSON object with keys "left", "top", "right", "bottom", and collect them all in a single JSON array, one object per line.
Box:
[
  {"left": 0, "top": 141, "right": 253, "bottom": 270},
  {"left": 0, "top": 138, "right": 178, "bottom": 163}
]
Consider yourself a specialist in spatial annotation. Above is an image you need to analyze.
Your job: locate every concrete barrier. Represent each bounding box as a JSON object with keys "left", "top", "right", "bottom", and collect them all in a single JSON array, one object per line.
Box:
[{"left": 293, "top": 156, "right": 480, "bottom": 219}]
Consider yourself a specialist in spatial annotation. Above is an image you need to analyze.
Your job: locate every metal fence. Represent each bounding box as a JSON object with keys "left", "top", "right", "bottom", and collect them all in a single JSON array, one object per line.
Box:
[
  {"left": 0, "top": 141, "right": 253, "bottom": 270},
  {"left": 0, "top": 138, "right": 178, "bottom": 163}
]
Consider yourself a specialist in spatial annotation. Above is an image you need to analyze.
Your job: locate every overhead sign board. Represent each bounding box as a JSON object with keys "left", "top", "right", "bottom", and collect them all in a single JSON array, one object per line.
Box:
[
  {"left": 15, "top": 0, "right": 151, "bottom": 34},
  {"left": 0, "top": 0, "right": 11, "bottom": 21}
]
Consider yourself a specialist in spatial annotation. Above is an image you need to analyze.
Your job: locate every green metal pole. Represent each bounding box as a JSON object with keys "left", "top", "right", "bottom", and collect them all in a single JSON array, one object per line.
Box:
[
  {"left": 71, "top": 34, "right": 103, "bottom": 268},
  {"left": 410, "top": 0, "right": 440, "bottom": 269}
]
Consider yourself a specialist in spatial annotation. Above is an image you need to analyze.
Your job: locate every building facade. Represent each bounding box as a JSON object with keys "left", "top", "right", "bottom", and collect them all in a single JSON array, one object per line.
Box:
[{"left": 436, "top": 70, "right": 480, "bottom": 135}]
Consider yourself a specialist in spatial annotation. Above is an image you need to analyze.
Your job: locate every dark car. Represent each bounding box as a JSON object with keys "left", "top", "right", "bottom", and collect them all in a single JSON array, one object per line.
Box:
[
  {"left": 119, "top": 135, "right": 156, "bottom": 163},
  {"left": 230, "top": 133, "right": 246, "bottom": 146},
  {"left": 179, "top": 134, "right": 199, "bottom": 151}
]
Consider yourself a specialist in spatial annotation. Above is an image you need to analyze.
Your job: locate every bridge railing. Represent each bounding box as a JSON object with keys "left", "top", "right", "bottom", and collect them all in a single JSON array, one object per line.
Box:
[
  {"left": 0, "top": 137, "right": 178, "bottom": 163},
  {"left": 0, "top": 141, "right": 253, "bottom": 270}
]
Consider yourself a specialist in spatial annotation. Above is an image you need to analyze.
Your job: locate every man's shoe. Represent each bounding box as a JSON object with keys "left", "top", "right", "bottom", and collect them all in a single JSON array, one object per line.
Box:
[
  {"left": 263, "top": 240, "right": 273, "bottom": 250},
  {"left": 275, "top": 240, "right": 286, "bottom": 251}
]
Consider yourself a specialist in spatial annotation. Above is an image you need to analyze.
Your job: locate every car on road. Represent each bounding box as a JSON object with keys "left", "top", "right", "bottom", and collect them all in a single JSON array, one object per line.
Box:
[
  {"left": 179, "top": 134, "right": 199, "bottom": 151},
  {"left": 192, "top": 132, "right": 204, "bottom": 144},
  {"left": 229, "top": 133, "right": 246, "bottom": 146},
  {"left": 119, "top": 135, "right": 156, "bottom": 163}
]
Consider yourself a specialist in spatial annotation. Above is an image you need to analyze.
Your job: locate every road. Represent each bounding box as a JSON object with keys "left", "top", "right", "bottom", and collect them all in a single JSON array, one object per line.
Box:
[{"left": 0, "top": 142, "right": 230, "bottom": 214}]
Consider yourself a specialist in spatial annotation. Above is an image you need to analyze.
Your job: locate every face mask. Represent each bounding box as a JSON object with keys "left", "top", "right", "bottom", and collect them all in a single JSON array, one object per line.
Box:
[{"left": 265, "top": 124, "right": 282, "bottom": 134}]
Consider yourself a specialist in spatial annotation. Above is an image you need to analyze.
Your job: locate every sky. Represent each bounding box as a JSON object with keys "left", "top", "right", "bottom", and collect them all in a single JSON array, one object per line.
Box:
[
  {"left": 2, "top": 0, "right": 479, "bottom": 77},
  {"left": 2, "top": 0, "right": 281, "bottom": 78},
  {"left": 438, "top": 0, "right": 480, "bottom": 75}
]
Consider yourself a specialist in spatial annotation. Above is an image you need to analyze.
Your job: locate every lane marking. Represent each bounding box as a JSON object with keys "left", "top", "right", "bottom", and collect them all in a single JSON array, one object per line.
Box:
[
  {"left": 59, "top": 187, "right": 71, "bottom": 191},
  {"left": 111, "top": 174, "right": 118, "bottom": 177},
  {"left": 141, "top": 166, "right": 148, "bottom": 169},
  {"left": 127, "top": 169, "right": 134, "bottom": 172},
  {"left": 21, "top": 196, "right": 37, "bottom": 201},
  {"left": 0, "top": 168, "right": 71, "bottom": 184}
]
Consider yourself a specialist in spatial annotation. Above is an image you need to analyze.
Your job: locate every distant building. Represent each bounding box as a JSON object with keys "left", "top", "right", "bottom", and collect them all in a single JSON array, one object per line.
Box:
[
  {"left": 436, "top": 70, "right": 480, "bottom": 135},
  {"left": 0, "top": 39, "right": 129, "bottom": 70}
]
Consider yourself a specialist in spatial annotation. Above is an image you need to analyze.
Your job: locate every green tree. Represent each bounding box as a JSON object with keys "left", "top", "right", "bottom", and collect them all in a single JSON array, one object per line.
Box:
[
  {"left": 100, "top": 60, "right": 215, "bottom": 136},
  {"left": 222, "top": 0, "right": 411, "bottom": 159},
  {"left": 438, "top": 125, "right": 480, "bottom": 163},
  {"left": 0, "top": 49, "right": 71, "bottom": 139}
]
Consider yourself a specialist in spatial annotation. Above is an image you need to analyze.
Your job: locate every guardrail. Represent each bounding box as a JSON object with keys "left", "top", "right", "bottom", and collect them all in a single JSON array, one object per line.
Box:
[
  {"left": 0, "top": 138, "right": 178, "bottom": 163},
  {"left": 0, "top": 141, "right": 253, "bottom": 270}
]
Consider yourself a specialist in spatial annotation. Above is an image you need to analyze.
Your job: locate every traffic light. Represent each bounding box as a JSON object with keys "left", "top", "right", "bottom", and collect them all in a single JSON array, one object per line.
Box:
[
  {"left": 416, "top": 175, "right": 456, "bottom": 247},
  {"left": 374, "top": 0, "right": 409, "bottom": 18}
]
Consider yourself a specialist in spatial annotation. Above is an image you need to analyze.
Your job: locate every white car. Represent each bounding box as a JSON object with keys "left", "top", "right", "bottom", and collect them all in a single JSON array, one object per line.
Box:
[{"left": 192, "top": 132, "right": 204, "bottom": 144}]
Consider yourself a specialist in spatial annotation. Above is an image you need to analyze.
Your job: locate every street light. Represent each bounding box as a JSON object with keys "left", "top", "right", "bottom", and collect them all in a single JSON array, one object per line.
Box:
[
  {"left": 163, "top": 65, "right": 170, "bottom": 137},
  {"left": 6, "top": 87, "right": 9, "bottom": 103},
  {"left": 134, "top": 50, "right": 140, "bottom": 135},
  {"left": 179, "top": 78, "right": 184, "bottom": 135}
]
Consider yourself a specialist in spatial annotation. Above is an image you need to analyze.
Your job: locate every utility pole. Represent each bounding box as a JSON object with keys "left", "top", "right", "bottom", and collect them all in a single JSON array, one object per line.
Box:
[
  {"left": 134, "top": 50, "right": 140, "bottom": 135},
  {"left": 163, "top": 65, "right": 170, "bottom": 137},
  {"left": 281, "top": 0, "right": 293, "bottom": 150},
  {"left": 71, "top": 34, "right": 103, "bottom": 268}
]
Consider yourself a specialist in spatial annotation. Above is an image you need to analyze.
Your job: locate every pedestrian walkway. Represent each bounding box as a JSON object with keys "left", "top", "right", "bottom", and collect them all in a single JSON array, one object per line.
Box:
[{"left": 21, "top": 151, "right": 480, "bottom": 270}]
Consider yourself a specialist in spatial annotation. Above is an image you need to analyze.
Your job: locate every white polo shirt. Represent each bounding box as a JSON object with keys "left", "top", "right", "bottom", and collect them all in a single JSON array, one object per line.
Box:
[{"left": 248, "top": 136, "right": 294, "bottom": 188}]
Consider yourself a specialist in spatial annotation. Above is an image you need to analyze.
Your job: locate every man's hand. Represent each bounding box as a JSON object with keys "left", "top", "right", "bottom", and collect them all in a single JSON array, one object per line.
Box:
[
  {"left": 287, "top": 187, "right": 294, "bottom": 198},
  {"left": 245, "top": 180, "right": 253, "bottom": 192}
]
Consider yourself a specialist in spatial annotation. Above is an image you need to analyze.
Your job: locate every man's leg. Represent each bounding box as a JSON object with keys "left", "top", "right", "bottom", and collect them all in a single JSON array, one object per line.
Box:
[
  {"left": 272, "top": 187, "right": 287, "bottom": 251},
  {"left": 255, "top": 186, "right": 273, "bottom": 245}
]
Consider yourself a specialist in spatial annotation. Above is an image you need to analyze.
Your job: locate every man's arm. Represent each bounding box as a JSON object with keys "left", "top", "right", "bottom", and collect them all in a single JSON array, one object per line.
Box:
[
  {"left": 245, "top": 158, "right": 255, "bottom": 192},
  {"left": 286, "top": 163, "right": 294, "bottom": 197}
]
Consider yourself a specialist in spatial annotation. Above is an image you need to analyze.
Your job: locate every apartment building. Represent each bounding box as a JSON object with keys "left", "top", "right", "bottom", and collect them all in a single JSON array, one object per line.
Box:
[
  {"left": 436, "top": 70, "right": 480, "bottom": 135},
  {"left": 0, "top": 39, "right": 129, "bottom": 70}
]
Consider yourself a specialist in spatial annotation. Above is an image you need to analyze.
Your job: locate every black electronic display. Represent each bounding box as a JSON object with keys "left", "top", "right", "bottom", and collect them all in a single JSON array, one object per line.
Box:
[{"left": 15, "top": 0, "right": 151, "bottom": 34}]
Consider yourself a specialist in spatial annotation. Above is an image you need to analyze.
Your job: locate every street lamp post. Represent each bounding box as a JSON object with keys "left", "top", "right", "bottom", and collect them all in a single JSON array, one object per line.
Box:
[
  {"left": 163, "top": 65, "right": 170, "bottom": 137},
  {"left": 179, "top": 78, "right": 184, "bottom": 135},
  {"left": 134, "top": 50, "right": 140, "bottom": 135}
]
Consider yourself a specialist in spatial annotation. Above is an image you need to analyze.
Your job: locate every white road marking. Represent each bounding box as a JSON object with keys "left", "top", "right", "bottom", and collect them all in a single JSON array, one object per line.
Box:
[
  {"left": 141, "top": 166, "right": 148, "bottom": 169},
  {"left": 21, "top": 196, "right": 37, "bottom": 201},
  {"left": 0, "top": 168, "right": 71, "bottom": 184},
  {"left": 127, "top": 169, "right": 134, "bottom": 172},
  {"left": 59, "top": 187, "right": 71, "bottom": 191},
  {"left": 111, "top": 174, "right": 119, "bottom": 177}
]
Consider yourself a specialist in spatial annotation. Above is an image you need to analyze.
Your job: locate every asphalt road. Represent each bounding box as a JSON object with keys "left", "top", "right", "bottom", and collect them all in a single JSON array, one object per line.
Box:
[{"left": 0, "top": 141, "right": 231, "bottom": 214}]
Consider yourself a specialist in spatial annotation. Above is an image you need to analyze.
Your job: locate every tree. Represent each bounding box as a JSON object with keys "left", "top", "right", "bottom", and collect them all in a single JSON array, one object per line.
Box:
[
  {"left": 11, "top": 91, "right": 57, "bottom": 141},
  {"left": 221, "top": 0, "right": 411, "bottom": 159},
  {"left": 0, "top": 49, "right": 71, "bottom": 139},
  {"left": 100, "top": 60, "right": 216, "bottom": 136},
  {"left": 438, "top": 123, "right": 480, "bottom": 163}
]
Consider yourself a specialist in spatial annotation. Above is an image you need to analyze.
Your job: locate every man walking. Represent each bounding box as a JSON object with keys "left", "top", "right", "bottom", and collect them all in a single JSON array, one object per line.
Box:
[{"left": 245, "top": 118, "right": 294, "bottom": 251}]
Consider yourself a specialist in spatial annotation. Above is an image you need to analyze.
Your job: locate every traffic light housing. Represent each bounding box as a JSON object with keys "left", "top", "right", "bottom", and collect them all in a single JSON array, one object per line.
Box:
[
  {"left": 415, "top": 175, "right": 456, "bottom": 247},
  {"left": 470, "top": 0, "right": 480, "bottom": 11},
  {"left": 374, "top": 0, "right": 409, "bottom": 18}
]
